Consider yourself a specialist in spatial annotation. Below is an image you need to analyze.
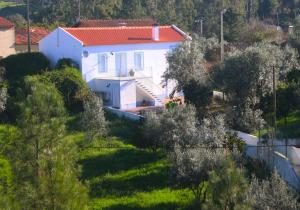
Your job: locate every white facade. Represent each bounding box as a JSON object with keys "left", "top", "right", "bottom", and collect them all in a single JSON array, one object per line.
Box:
[{"left": 39, "top": 27, "right": 182, "bottom": 109}]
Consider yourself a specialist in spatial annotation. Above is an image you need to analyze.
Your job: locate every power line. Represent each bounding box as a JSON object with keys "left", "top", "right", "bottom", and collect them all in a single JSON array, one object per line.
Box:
[{"left": 80, "top": 144, "right": 300, "bottom": 150}]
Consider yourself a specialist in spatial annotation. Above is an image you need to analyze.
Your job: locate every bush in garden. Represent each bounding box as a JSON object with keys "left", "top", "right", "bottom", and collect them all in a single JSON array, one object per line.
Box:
[
  {"left": 41, "top": 67, "right": 89, "bottom": 113},
  {"left": 56, "top": 58, "right": 79, "bottom": 69}
]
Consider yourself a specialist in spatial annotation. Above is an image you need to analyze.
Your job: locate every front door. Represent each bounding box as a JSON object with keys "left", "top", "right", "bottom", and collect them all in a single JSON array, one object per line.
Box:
[
  {"left": 115, "top": 53, "right": 127, "bottom": 77},
  {"left": 112, "top": 87, "right": 120, "bottom": 108}
]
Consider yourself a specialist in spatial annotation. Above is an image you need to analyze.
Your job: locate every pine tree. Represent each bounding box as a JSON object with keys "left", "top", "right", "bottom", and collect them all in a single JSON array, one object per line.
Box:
[{"left": 11, "top": 76, "right": 88, "bottom": 209}]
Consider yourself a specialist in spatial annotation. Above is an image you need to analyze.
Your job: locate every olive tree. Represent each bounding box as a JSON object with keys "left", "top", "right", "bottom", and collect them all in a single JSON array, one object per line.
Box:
[
  {"left": 214, "top": 42, "right": 298, "bottom": 132},
  {"left": 246, "top": 172, "right": 300, "bottom": 210},
  {"left": 0, "top": 67, "right": 7, "bottom": 113},
  {"left": 143, "top": 105, "right": 244, "bottom": 207},
  {"left": 81, "top": 92, "right": 107, "bottom": 144},
  {"left": 165, "top": 36, "right": 218, "bottom": 118},
  {"left": 165, "top": 107, "right": 227, "bottom": 206}
]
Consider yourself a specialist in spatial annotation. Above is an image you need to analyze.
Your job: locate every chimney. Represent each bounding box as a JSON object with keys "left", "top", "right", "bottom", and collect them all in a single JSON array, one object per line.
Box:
[{"left": 152, "top": 23, "right": 159, "bottom": 41}]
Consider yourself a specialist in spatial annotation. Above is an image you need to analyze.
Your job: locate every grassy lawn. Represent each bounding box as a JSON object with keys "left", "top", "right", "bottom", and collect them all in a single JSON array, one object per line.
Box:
[
  {"left": 277, "top": 111, "right": 300, "bottom": 139},
  {"left": 254, "top": 111, "right": 300, "bottom": 139},
  {"left": 65, "top": 114, "right": 194, "bottom": 210},
  {"left": 0, "top": 1, "right": 22, "bottom": 9}
]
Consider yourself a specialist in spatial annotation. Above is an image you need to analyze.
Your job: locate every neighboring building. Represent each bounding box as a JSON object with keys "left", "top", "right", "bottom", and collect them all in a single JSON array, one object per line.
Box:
[
  {"left": 0, "top": 17, "right": 15, "bottom": 59},
  {"left": 76, "top": 19, "right": 155, "bottom": 28},
  {"left": 15, "top": 27, "right": 50, "bottom": 53},
  {"left": 39, "top": 25, "right": 189, "bottom": 109}
]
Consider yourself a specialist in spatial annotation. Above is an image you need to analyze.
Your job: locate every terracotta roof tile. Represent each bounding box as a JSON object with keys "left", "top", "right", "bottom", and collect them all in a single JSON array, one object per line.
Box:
[
  {"left": 16, "top": 27, "right": 50, "bottom": 45},
  {"left": 77, "top": 19, "right": 155, "bottom": 27},
  {"left": 63, "top": 26, "right": 186, "bottom": 46},
  {"left": 0, "top": 17, "right": 14, "bottom": 29}
]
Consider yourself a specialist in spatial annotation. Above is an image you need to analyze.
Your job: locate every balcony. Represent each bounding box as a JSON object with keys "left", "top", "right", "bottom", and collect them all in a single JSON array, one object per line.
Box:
[{"left": 84, "top": 67, "right": 153, "bottom": 81}]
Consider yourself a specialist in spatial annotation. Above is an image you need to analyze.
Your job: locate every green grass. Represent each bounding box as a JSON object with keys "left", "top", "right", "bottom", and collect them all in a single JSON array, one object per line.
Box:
[
  {"left": 277, "top": 111, "right": 300, "bottom": 139},
  {"left": 0, "top": 1, "right": 19, "bottom": 9},
  {"left": 78, "top": 144, "right": 193, "bottom": 210},
  {"left": 63, "top": 114, "right": 194, "bottom": 209},
  {"left": 254, "top": 111, "right": 300, "bottom": 139}
]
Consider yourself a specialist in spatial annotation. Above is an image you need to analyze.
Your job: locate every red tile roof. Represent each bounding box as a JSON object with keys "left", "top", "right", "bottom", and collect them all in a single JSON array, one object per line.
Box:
[
  {"left": 63, "top": 26, "right": 186, "bottom": 46},
  {"left": 16, "top": 27, "right": 50, "bottom": 45},
  {"left": 77, "top": 19, "right": 155, "bottom": 27},
  {"left": 0, "top": 17, "right": 14, "bottom": 29}
]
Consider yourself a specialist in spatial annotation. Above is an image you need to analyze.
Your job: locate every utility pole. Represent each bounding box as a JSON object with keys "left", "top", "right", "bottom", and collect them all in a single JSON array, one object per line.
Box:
[
  {"left": 221, "top": 9, "right": 226, "bottom": 62},
  {"left": 78, "top": 0, "right": 81, "bottom": 22},
  {"left": 276, "top": 11, "right": 280, "bottom": 29},
  {"left": 195, "top": 18, "right": 203, "bottom": 36},
  {"left": 26, "top": 0, "right": 31, "bottom": 53},
  {"left": 200, "top": 19, "right": 203, "bottom": 36},
  {"left": 273, "top": 66, "right": 277, "bottom": 139}
]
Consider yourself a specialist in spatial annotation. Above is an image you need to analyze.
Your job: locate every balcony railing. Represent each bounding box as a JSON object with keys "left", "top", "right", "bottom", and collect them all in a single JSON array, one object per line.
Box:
[{"left": 84, "top": 67, "right": 153, "bottom": 81}]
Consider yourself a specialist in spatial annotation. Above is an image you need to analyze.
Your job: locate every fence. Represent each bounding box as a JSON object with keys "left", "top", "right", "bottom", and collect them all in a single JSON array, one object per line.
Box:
[{"left": 238, "top": 131, "right": 300, "bottom": 191}]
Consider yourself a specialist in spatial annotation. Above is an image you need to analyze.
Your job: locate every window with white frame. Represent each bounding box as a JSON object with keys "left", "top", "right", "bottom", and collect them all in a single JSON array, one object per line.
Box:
[
  {"left": 134, "top": 52, "right": 144, "bottom": 71},
  {"left": 98, "top": 54, "right": 108, "bottom": 72}
]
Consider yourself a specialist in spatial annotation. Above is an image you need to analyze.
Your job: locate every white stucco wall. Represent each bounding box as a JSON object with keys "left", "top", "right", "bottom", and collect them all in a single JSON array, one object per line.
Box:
[
  {"left": 39, "top": 28, "right": 183, "bottom": 109},
  {"left": 92, "top": 79, "right": 136, "bottom": 109},
  {"left": 81, "top": 42, "right": 179, "bottom": 95},
  {"left": 39, "top": 28, "right": 83, "bottom": 67}
]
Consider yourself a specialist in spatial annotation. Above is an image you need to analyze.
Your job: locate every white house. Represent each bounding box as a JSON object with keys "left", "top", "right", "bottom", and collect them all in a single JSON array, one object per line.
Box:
[{"left": 39, "top": 25, "right": 188, "bottom": 109}]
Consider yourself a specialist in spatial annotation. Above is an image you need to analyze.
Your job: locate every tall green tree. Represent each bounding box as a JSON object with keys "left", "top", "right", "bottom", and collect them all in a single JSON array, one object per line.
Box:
[
  {"left": 11, "top": 76, "right": 88, "bottom": 209},
  {"left": 0, "top": 157, "right": 15, "bottom": 209},
  {"left": 205, "top": 157, "right": 250, "bottom": 210}
]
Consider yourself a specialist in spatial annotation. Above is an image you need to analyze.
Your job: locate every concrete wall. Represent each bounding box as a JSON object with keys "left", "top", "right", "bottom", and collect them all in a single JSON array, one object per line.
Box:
[
  {"left": 0, "top": 27, "right": 15, "bottom": 58},
  {"left": 39, "top": 28, "right": 83, "bottom": 67},
  {"left": 238, "top": 131, "right": 300, "bottom": 191}
]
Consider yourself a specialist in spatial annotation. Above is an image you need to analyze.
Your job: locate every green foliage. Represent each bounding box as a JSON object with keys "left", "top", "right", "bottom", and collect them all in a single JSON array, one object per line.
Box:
[
  {"left": 81, "top": 92, "right": 107, "bottom": 144},
  {"left": 41, "top": 67, "right": 89, "bottom": 113},
  {"left": 11, "top": 76, "right": 88, "bottom": 209},
  {"left": 205, "top": 157, "right": 250, "bottom": 210},
  {"left": 56, "top": 58, "right": 79, "bottom": 69},
  {"left": 246, "top": 171, "right": 300, "bottom": 210},
  {"left": 7, "top": 14, "right": 26, "bottom": 28},
  {"left": 165, "top": 36, "right": 218, "bottom": 102},
  {"left": 0, "top": 157, "right": 14, "bottom": 209},
  {"left": 0, "top": 52, "right": 50, "bottom": 83},
  {"left": 224, "top": 8, "right": 246, "bottom": 42},
  {"left": 238, "top": 20, "right": 283, "bottom": 47},
  {"left": 214, "top": 42, "right": 299, "bottom": 132},
  {"left": 183, "top": 80, "right": 213, "bottom": 119}
]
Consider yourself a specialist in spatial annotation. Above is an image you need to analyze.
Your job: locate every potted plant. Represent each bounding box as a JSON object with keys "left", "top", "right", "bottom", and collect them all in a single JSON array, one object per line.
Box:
[{"left": 129, "top": 69, "right": 135, "bottom": 77}]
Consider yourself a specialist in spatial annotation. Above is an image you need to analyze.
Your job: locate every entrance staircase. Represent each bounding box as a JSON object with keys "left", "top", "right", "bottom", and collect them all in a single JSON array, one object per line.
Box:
[{"left": 135, "top": 79, "right": 164, "bottom": 106}]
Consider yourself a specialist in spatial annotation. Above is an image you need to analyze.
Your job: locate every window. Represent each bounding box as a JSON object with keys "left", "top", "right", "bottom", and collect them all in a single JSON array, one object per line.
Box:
[
  {"left": 98, "top": 54, "right": 108, "bottom": 72},
  {"left": 134, "top": 52, "right": 144, "bottom": 71}
]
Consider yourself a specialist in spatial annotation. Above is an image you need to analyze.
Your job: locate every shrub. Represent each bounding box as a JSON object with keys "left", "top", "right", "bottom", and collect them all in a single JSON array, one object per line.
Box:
[
  {"left": 0, "top": 53, "right": 50, "bottom": 122},
  {"left": 81, "top": 92, "right": 107, "bottom": 144},
  {"left": 56, "top": 58, "right": 79, "bottom": 69},
  {"left": 41, "top": 67, "right": 89, "bottom": 113},
  {"left": 0, "top": 52, "right": 50, "bottom": 83},
  {"left": 0, "top": 157, "right": 14, "bottom": 209}
]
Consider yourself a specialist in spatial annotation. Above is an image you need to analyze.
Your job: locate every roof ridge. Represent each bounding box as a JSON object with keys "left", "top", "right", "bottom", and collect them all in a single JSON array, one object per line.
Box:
[
  {"left": 64, "top": 26, "right": 171, "bottom": 30},
  {"left": 81, "top": 18, "right": 154, "bottom": 22}
]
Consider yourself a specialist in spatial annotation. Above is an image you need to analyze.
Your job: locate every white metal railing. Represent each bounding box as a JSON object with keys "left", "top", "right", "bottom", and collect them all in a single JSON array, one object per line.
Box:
[{"left": 84, "top": 66, "right": 154, "bottom": 81}]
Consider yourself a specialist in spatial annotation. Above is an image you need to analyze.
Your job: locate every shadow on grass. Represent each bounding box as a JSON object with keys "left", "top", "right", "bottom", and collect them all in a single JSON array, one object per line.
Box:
[
  {"left": 91, "top": 163, "right": 170, "bottom": 197},
  {"left": 79, "top": 148, "right": 164, "bottom": 180},
  {"left": 105, "top": 111, "right": 143, "bottom": 145},
  {"left": 103, "top": 202, "right": 187, "bottom": 210}
]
